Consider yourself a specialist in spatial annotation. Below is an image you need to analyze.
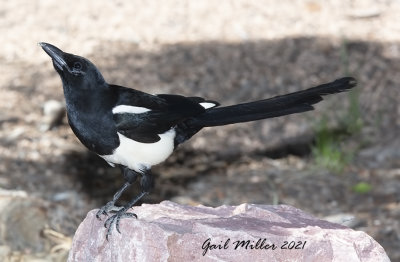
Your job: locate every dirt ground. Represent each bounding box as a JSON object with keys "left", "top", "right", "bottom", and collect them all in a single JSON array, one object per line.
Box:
[{"left": 0, "top": 0, "right": 399, "bottom": 261}]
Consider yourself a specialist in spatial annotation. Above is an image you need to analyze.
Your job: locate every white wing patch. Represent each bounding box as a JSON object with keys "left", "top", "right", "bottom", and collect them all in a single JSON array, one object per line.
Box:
[
  {"left": 199, "top": 102, "right": 217, "bottom": 109},
  {"left": 112, "top": 105, "right": 151, "bottom": 114}
]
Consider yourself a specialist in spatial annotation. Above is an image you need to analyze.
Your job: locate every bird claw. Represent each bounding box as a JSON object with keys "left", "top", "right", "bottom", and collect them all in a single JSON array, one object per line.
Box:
[
  {"left": 96, "top": 201, "right": 123, "bottom": 220},
  {"left": 104, "top": 209, "right": 137, "bottom": 240}
]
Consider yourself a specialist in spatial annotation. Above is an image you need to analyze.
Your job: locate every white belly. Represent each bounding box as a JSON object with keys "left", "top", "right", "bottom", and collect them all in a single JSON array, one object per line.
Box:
[{"left": 100, "top": 129, "right": 176, "bottom": 172}]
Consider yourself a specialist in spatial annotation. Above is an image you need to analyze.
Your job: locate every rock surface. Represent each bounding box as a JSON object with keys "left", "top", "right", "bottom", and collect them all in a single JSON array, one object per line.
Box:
[
  {"left": 68, "top": 201, "right": 389, "bottom": 262},
  {"left": 0, "top": 189, "right": 49, "bottom": 252}
]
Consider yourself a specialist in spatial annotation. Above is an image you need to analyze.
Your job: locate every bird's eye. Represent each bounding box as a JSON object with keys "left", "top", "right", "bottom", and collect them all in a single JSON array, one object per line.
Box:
[{"left": 73, "top": 62, "right": 82, "bottom": 70}]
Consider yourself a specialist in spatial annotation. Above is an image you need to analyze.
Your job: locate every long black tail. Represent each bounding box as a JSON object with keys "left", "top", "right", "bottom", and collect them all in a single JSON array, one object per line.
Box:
[{"left": 187, "top": 77, "right": 357, "bottom": 128}]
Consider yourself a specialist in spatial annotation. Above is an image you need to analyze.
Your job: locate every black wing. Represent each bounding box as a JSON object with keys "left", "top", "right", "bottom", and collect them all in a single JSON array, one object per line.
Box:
[{"left": 110, "top": 85, "right": 213, "bottom": 143}]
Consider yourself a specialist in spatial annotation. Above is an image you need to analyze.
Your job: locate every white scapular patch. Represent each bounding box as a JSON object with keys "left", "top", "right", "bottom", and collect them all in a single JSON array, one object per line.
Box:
[
  {"left": 112, "top": 105, "right": 151, "bottom": 114},
  {"left": 100, "top": 129, "right": 176, "bottom": 172},
  {"left": 199, "top": 102, "right": 216, "bottom": 109}
]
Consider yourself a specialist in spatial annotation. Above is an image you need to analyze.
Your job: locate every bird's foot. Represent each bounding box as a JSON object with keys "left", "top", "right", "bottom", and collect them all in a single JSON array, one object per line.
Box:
[
  {"left": 96, "top": 201, "right": 123, "bottom": 220},
  {"left": 104, "top": 207, "right": 137, "bottom": 240}
]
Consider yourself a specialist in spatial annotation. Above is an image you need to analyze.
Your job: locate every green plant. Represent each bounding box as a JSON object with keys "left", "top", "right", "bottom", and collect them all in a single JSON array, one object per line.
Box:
[
  {"left": 311, "top": 38, "right": 363, "bottom": 173},
  {"left": 352, "top": 182, "right": 372, "bottom": 194},
  {"left": 312, "top": 117, "right": 350, "bottom": 173}
]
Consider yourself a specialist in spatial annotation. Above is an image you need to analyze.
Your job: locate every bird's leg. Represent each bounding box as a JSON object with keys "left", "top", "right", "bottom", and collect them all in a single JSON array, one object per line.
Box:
[
  {"left": 96, "top": 167, "right": 139, "bottom": 220},
  {"left": 95, "top": 182, "right": 131, "bottom": 219},
  {"left": 104, "top": 169, "right": 154, "bottom": 240}
]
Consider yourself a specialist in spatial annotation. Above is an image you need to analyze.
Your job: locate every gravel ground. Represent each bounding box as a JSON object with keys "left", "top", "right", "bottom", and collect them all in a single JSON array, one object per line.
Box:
[{"left": 0, "top": 1, "right": 399, "bottom": 261}]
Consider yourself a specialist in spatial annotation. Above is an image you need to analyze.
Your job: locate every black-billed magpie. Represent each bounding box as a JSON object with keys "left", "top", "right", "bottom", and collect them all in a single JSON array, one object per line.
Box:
[{"left": 39, "top": 42, "right": 357, "bottom": 239}]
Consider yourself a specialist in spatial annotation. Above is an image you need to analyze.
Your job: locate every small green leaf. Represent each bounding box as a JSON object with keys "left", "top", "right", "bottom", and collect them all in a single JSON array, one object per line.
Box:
[{"left": 352, "top": 182, "right": 372, "bottom": 194}]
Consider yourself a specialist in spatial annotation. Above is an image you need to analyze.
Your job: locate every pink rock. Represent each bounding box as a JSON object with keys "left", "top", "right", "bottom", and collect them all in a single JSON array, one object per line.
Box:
[{"left": 68, "top": 201, "right": 389, "bottom": 262}]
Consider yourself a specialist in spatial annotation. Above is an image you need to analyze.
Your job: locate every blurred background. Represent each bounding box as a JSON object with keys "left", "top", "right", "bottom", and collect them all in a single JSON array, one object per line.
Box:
[{"left": 0, "top": 0, "right": 399, "bottom": 261}]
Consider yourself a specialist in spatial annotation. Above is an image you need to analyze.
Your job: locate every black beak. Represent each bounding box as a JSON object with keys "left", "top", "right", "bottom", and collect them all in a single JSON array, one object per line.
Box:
[{"left": 39, "top": 42, "right": 67, "bottom": 71}]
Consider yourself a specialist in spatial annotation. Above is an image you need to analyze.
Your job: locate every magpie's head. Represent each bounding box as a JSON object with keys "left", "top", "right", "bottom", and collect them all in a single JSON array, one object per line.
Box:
[{"left": 39, "top": 42, "right": 106, "bottom": 89}]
